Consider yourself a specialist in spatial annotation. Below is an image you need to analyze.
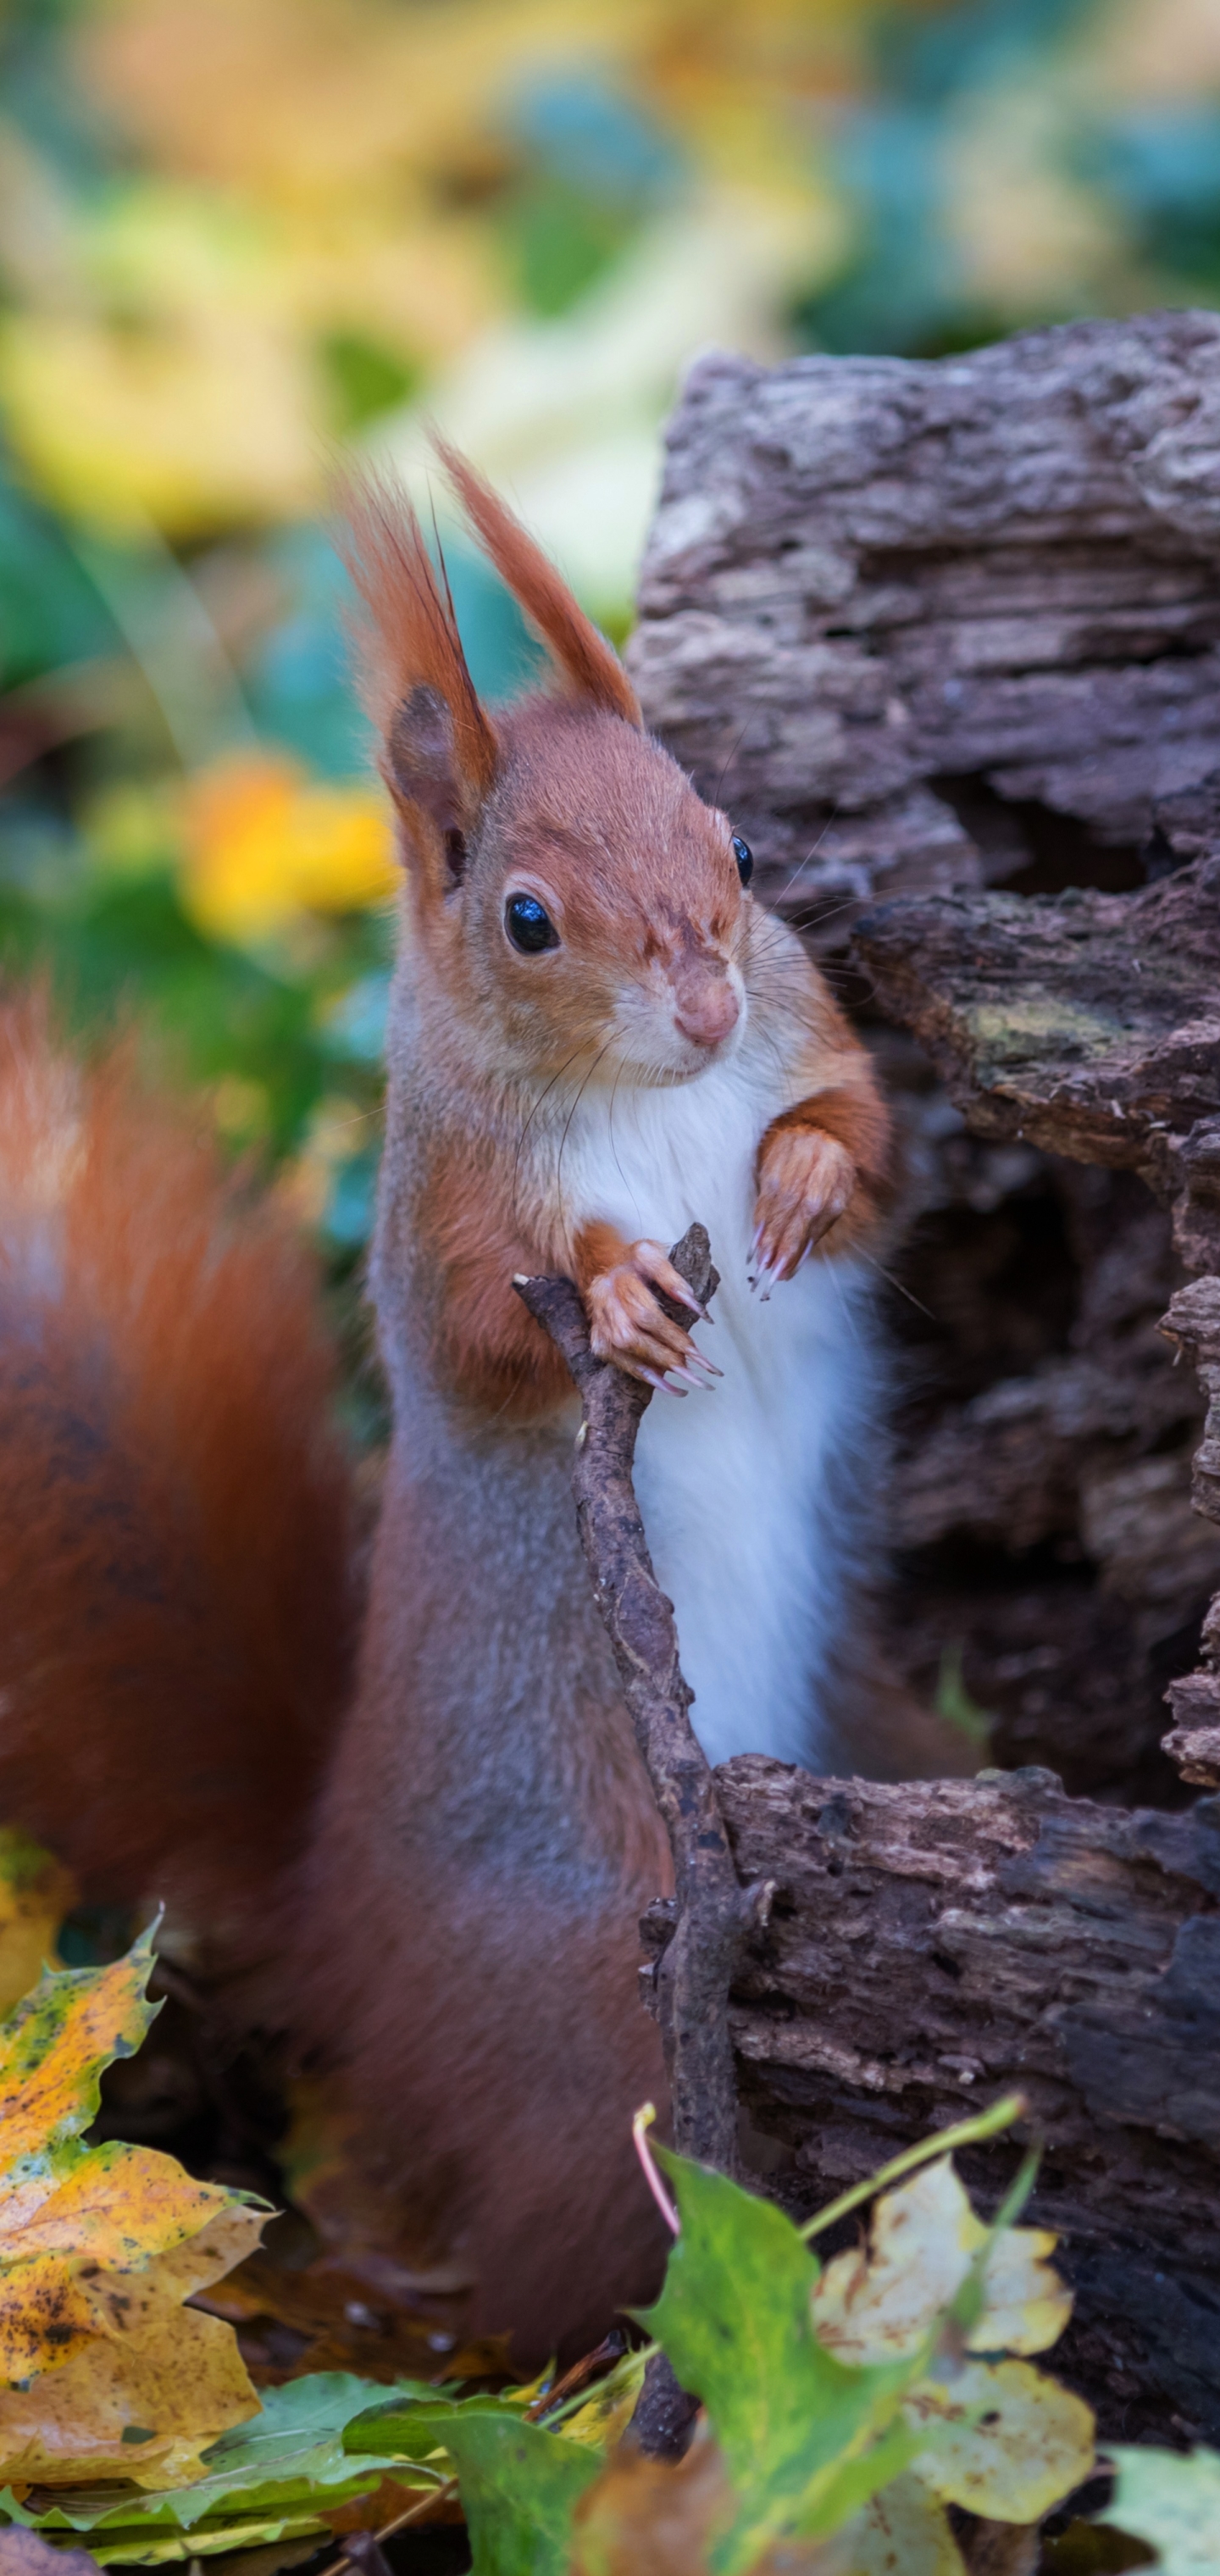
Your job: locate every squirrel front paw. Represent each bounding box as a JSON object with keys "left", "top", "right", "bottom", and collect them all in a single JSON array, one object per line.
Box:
[
  {"left": 585, "top": 1239, "right": 722, "bottom": 1396},
  {"left": 751, "top": 1126, "right": 857, "bottom": 1296}
]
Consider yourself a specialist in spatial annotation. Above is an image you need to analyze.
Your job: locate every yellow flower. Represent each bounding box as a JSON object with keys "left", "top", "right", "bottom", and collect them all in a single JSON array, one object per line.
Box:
[{"left": 180, "top": 752, "right": 397, "bottom": 946}]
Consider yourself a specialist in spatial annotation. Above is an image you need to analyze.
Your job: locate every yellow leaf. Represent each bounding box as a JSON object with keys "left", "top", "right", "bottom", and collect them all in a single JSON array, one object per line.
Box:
[
  {"left": 904, "top": 2358, "right": 1095, "bottom": 2523},
  {"left": 180, "top": 755, "right": 397, "bottom": 947},
  {"left": 829, "top": 2474, "right": 966, "bottom": 2576},
  {"left": 0, "top": 1831, "right": 75, "bottom": 2020},
  {"left": 812, "top": 2158, "right": 1071, "bottom": 2367},
  {"left": 0, "top": 1929, "right": 263, "bottom": 2485},
  {"left": 0, "top": 1949, "right": 159, "bottom": 2201},
  {"left": 558, "top": 2350, "right": 648, "bottom": 2451},
  {"left": 0, "top": 2306, "right": 261, "bottom": 2489}
]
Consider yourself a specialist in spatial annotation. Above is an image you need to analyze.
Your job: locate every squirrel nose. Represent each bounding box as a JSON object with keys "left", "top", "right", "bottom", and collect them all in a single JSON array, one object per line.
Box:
[{"left": 673, "top": 967, "right": 740, "bottom": 1050}]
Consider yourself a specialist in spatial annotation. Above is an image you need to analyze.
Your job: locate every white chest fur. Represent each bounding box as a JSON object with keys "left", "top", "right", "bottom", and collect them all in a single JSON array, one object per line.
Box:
[{"left": 558, "top": 1052, "right": 874, "bottom": 1769}]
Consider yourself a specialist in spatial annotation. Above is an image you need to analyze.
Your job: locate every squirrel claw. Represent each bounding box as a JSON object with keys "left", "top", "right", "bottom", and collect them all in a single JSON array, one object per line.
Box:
[
  {"left": 584, "top": 1236, "right": 718, "bottom": 1392},
  {"left": 638, "top": 1366, "right": 685, "bottom": 1397}
]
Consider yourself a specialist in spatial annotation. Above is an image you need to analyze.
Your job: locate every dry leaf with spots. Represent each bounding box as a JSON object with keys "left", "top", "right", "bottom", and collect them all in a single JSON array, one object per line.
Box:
[
  {"left": 904, "top": 2359, "right": 1095, "bottom": 2525},
  {"left": 556, "top": 2351, "right": 648, "bottom": 2453},
  {"left": 0, "top": 1923, "right": 264, "bottom": 2487},
  {"left": 812, "top": 2160, "right": 1071, "bottom": 2369},
  {"left": 0, "top": 1833, "right": 75, "bottom": 2020},
  {"left": 573, "top": 2421, "right": 762, "bottom": 2576},
  {"left": 829, "top": 2474, "right": 968, "bottom": 2576}
]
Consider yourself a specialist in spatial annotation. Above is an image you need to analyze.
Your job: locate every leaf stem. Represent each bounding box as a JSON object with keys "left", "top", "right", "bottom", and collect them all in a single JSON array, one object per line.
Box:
[
  {"left": 800, "top": 2092, "right": 1028, "bottom": 2240},
  {"left": 633, "top": 2102, "right": 680, "bottom": 2235},
  {"left": 326, "top": 2475, "right": 459, "bottom": 2576}
]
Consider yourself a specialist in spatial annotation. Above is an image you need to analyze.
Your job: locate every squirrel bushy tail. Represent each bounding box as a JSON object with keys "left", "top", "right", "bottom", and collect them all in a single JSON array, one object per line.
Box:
[{"left": 0, "top": 994, "right": 358, "bottom": 1953}]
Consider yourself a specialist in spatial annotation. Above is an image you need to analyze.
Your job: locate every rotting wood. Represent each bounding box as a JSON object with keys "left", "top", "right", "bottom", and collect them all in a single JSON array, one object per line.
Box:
[
  {"left": 621, "top": 316, "right": 1220, "bottom": 2445},
  {"left": 518, "top": 1228, "right": 1220, "bottom": 2447},
  {"left": 629, "top": 310, "right": 1220, "bottom": 935},
  {"left": 851, "top": 856, "right": 1220, "bottom": 1271},
  {"left": 1159, "top": 1280, "right": 1220, "bottom": 1787},
  {"left": 630, "top": 312, "right": 1220, "bottom": 1802},
  {"left": 713, "top": 1754, "right": 1220, "bottom": 2445}
]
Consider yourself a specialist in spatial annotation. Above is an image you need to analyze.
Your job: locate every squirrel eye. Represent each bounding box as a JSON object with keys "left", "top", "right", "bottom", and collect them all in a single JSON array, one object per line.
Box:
[
  {"left": 732, "top": 834, "right": 754, "bottom": 887},
  {"left": 505, "top": 891, "right": 560, "bottom": 954}
]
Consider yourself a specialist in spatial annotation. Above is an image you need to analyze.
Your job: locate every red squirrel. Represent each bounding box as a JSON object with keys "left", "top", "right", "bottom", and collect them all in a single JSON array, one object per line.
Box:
[{"left": 0, "top": 446, "right": 894, "bottom": 2363}]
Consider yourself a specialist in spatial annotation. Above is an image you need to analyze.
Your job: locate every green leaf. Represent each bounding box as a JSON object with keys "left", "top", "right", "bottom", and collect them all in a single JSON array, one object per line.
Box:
[
  {"left": 343, "top": 2389, "right": 511, "bottom": 2462},
  {"left": 437, "top": 2412, "right": 602, "bottom": 2576},
  {"left": 0, "top": 2373, "right": 425, "bottom": 2561},
  {"left": 1102, "top": 2445, "right": 1220, "bottom": 2574},
  {"left": 639, "top": 2150, "right": 931, "bottom": 2572}
]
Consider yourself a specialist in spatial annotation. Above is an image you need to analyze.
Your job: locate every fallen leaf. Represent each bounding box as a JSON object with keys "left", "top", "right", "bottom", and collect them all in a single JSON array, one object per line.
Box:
[
  {"left": 195, "top": 2243, "right": 504, "bottom": 2389},
  {"left": 0, "top": 2529, "right": 98, "bottom": 2576},
  {"left": 1101, "top": 2445, "right": 1220, "bottom": 2575},
  {"left": 571, "top": 2421, "right": 739, "bottom": 2576},
  {"left": 640, "top": 2150, "right": 930, "bottom": 2570},
  {"left": 554, "top": 2350, "right": 648, "bottom": 2451},
  {"left": 435, "top": 2411, "right": 602, "bottom": 2576},
  {"left": 0, "top": 2371, "right": 430, "bottom": 2564},
  {"left": 0, "top": 1927, "right": 263, "bottom": 2485},
  {"left": 0, "top": 1835, "right": 75, "bottom": 2021},
  {"left": 906, "top": 2358, "right": 1095, "bottom": 2523},
  {"left": 813, "top": 2161, "right": 1070, "bottom": 2368},
  {"left": 572, "top": 2428, "right": 958, "bottom": 2576},
  {"left": 0, "top": 2307, "right": 264, "bottom": 2490},
  {"left": 830, "top": 2473, "right": 967, "bottom": 2576}
]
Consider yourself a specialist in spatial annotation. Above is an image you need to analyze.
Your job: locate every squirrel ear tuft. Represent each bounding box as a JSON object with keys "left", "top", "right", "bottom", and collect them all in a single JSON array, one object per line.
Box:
[
  {"left": 337, "top": 475, "right": 497, "bottom": 876},
  {"left": 435, "top": 438, "right": 641, "bottom": 728}
]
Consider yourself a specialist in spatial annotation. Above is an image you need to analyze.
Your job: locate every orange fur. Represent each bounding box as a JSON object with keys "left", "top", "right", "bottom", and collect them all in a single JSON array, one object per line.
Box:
[
  {"left": 339, "top": 473, "right": 498, "bottom": 848},
  {"left": 0, "top": 997, "right": 358, "bottom": 1952},
  {"left": 435, "top": 441, "right": 642, "bottom": 726},
  {"left": 0, "top": 451, "right": 907, "bottom": 2375},
  {"left": 762, "top": 1081, "right": 894, "bottom": 1193},
  {"left": 426, "top": 1137, "right": 574, "bottom": 1420}
]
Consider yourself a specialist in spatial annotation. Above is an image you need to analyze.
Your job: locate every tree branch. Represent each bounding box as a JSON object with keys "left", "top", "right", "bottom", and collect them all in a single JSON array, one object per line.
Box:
[
  {"left": 514, "top": 1228, "right": 770, "bottom": 2461},
  {"left": 514, "top": 1226, "right": 768, "bottom": 2175}
]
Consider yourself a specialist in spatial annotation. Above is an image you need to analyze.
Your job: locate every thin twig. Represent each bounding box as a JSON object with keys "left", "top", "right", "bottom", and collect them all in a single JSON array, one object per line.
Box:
[{"left": 327, "top": 2474, "right": 459, "bottom": 2576}]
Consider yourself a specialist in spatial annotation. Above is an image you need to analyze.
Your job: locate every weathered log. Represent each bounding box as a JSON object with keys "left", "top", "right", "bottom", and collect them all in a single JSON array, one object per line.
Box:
[
  {"left": 630, "top": 310, "right": 1220, "bottom": 931},
  {"left": 632, "top": 314, "right": 1220, "bottom": 1798},
  {"left": 710, "top": 1756, "right": 1220, "bottom": 2445},
  {"left": 624, "top": 316, "right": 1220, "bottom": 2442},
  {"left": 852, "top": 858, "right": 1220, "bottom": 1271},
  {"left": 1159, "top": 1281, "right": 1220, "bottom": 1793}
]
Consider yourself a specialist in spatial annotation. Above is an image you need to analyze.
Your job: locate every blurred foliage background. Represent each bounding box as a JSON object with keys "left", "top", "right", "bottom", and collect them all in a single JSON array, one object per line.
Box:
[{"left": 2, "top": 0, "right": 1219, "bottom": 1294}]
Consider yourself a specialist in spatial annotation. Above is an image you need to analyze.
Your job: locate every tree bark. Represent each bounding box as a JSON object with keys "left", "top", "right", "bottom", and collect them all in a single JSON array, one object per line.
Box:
[
  {"left": 515, "top": 1229, "right": 765, "bottom": 2183},
  {"left": 714, "top": 1754, "right": 1220, "bottom": 2446},
  {"left": 851, "top": 856, "right": 1220, "bottom": 1272},
  {"left": 630, "top": 310, "right": 1220, "bottom": 935},
  {"left": 631, "top": 311, "right": 1220, "bottom": 1802},
  {"left": 516, "top": 1230, "right": 768, "bottom": 2462},
  {"left": 627, "top": 314, "right": 1220, "bottom": 2445}
]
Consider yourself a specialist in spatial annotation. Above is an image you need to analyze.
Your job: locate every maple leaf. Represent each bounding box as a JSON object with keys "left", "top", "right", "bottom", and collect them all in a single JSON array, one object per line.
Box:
[
  {"left": 0, "top": 1924, "right": 265, "bottom": 2488},
  {"left": 0, "top": 1832, "right": 76, "bottom": 2022},
  {"left": 812, "top": 2157, "right": 1072, "bottom": 2368}
]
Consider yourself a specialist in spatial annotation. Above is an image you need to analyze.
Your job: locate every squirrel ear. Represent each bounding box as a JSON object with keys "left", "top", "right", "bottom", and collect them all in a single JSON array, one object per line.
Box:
[
  {"left": 435, "top": 438, "right": 641, "bottom": 728},
  {"left": 385, "top": 685, "right": 473, "bottom": 887},
  {"left": 338, "top": 475, "right": 498, "bottom": 898}
]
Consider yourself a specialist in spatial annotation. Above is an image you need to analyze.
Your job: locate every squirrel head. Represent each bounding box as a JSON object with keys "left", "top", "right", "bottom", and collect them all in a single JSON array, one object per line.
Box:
[{"left": 341, "top": 443, "right": 752, "bottom": 1085}]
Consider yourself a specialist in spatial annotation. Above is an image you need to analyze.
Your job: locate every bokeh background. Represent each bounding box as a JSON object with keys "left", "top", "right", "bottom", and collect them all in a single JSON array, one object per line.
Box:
[{"left": 2, "top": 0, "right": 1219, "bottom": 1304}]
